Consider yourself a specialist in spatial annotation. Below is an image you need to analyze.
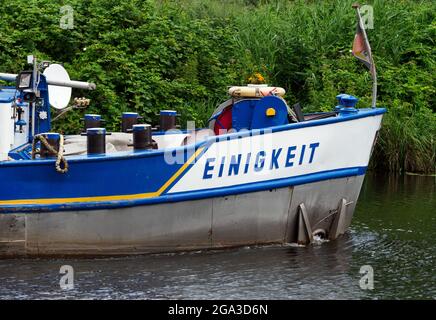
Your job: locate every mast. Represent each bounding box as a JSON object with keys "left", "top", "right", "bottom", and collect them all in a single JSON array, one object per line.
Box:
[{"left": 352, "top": 3, "right": 377, "bottom": 108}]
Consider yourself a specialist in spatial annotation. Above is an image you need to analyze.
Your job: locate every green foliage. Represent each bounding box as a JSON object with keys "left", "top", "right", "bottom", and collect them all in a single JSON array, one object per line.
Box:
[
  {"left": 0, "top": 0, "right": 434, "bottom": 172},
  {"left": 0, "top": 0, "right": 241, "bottom": 132}
]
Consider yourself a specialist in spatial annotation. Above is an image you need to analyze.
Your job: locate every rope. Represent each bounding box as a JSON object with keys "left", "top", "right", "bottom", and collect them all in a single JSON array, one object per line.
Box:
[{"left": 31, "top": 134, "right": 69, "bottom": 174}]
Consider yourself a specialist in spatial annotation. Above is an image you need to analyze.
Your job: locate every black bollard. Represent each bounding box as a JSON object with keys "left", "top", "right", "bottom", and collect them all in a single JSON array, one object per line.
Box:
[
  {"left": 39, "top": 132, "right": 60, "bottom": 158},
  {"left": 86, "top": 128, "right": 106, "bottom": 154},
  {"left": 132, "top": 124, "right": 153, "bottom": 150},
  {"left": 121, "top": 112, "right": 140, "bottom": 133},
  {"left": 159, "top": 110, "right": 177, "bottom": 131}
]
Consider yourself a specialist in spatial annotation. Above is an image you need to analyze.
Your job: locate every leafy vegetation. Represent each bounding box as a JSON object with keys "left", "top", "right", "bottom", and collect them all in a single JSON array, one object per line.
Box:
[{"left": 0, "top": 0, "right": 434, "bottom": 173}]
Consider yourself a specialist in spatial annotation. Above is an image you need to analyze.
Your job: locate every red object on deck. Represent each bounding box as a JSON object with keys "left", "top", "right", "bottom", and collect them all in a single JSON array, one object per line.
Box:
[{"left": 214, "top": 107, "right": 232, "bottom": 135}]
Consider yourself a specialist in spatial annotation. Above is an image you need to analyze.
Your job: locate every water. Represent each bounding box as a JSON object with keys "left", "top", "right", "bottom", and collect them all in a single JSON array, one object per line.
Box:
[{"left": 0, "top": 174, "right": 434, "bottom": 300}]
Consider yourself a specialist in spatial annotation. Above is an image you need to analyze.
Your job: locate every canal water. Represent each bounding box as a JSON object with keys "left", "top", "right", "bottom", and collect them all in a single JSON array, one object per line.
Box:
[{"left": 0, "top": 174, "right": 434, "bottom": 299}]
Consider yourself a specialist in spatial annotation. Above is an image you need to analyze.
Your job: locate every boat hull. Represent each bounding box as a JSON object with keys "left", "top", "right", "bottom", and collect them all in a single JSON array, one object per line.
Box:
[
  {"left": 0, "top": 108, "right": 385, "bottom": 257},
  {"left": 0, "top": 174, "right": 364, "bottom": 256}
]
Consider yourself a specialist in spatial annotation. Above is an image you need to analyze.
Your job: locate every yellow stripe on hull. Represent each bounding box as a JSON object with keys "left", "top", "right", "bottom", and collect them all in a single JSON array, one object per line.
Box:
[{"left": 0, "top": 147, "right": 204, "bottom": 206}]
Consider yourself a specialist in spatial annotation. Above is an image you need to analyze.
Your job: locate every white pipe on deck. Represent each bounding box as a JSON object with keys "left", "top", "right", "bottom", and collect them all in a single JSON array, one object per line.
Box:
[
  {"left": 0, "top": 72, "right": 96, "bottom": 90},
  {"left": 0, "top": 73, "right": 17, "bottom": 82}
]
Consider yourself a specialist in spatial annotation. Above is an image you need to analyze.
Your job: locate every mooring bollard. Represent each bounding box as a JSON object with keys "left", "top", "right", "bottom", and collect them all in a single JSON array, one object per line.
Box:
[
  {"left": 121, "top": 112, "right": 141, "bottom": 133},
  {"left": 39, "top": 132, "right": 60, "bottom": 158},
  {"left": 159, "top": 110, "right": 177, "bottom": 131},
  {"left": 86, "top": 128, "right": 106, "bottom": 154},
  {"left": 339, "top": 95, "right": 359, "bottom": 114},
  {"left": 335, "top": 93, "right": 347, "bottom": 111},
  {"left": 132, "top": 124, "right": 153, "bottom": 150},
  {"left": 83, "top": 114, "right": 104, "bottom": 131}
]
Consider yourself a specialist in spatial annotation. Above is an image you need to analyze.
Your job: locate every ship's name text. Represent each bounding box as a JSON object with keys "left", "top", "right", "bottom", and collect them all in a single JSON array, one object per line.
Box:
[{"left": 202, "top": 142, "right": 320, "bottom": 179}]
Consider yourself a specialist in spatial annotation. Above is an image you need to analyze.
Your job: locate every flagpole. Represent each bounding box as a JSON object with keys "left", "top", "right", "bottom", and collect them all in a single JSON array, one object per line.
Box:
[{"left": 353, "top": 3, "right": 377, "bottom": 108}]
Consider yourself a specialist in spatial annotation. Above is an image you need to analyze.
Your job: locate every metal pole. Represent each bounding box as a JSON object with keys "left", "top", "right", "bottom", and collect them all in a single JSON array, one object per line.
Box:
[
  {"left": 31, "top": 56, "right": 37, "bottom": 137},
  {"left": 0, "top": 72, "right": 96, "bottom": 90},
  {"left": 353, "top": 3, "right": 377, "bottom": 108},
  {"left": 46, "top": 79, "right": 96, "bottom": 90},
  {"left": 0, "top": 73, "right": 17, "bottom": 82},
  {"left": 371, "top": 61, "right": 377, "bottom": 109}
]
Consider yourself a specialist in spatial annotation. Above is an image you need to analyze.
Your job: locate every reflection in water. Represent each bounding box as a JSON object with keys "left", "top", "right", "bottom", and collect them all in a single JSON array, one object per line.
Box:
[
  {"left": 0, "top": 173, "right": 434, "bottom": 299},
  {"left": 351, "top": 173, "right": 435, "bottom": 299}
]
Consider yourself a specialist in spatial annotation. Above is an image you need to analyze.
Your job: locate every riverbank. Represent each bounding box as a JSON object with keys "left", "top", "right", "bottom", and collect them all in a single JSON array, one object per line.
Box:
[{"left": 0, "top": 0, "right": 434, "bottom": 173}]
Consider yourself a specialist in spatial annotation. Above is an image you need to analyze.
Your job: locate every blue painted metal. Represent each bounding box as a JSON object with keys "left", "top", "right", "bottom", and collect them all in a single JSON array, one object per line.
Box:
[
  {"left": 338, "top": 94, "right": 359, "bottom": 115},
  {"left": 84, "top": 114, "right": 101, "bottom": 121},
  {"left": 0, "top": 166, "right": 367, "bottom": 213},
  {"left": 15, "top": 119, "right": 27, "bottom": 126},
  {"left": 16, "top": 99, "right": 27, "bottom": 107},
  {"left": 251, "top": 96, "right": 288, "bottom": 129},
  {"left": 41, "top": 132, "right": 60, "bottom": 140},
  {"left": 0, "top": 147, "right": 197, "bottom": 201},
  {"left": 8, "top": 144, "right": 33, "bottom": 160},
  {"left": 335, "top": 93, "right": 347, "bottom": 111},
  {"left": 0, "top": 88, "right": 17, "bottom": 103},
  {"left": 341, "top": 95, "right": 359, "bottom": 107},
  {"left": 34, "top": 74, "right": 51, "bottom": 135},
  {"left": 122, "top": 112, "right": 139, "bottom": 118},
  {"left": 5, "top": 75, "right": 51, "bottom": 159},
  {"left": 160, "top": 110, "right": 177, "bottom": 116},
  {"left": 231, "top": 99, "right": 258, "bottom": 131}
]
